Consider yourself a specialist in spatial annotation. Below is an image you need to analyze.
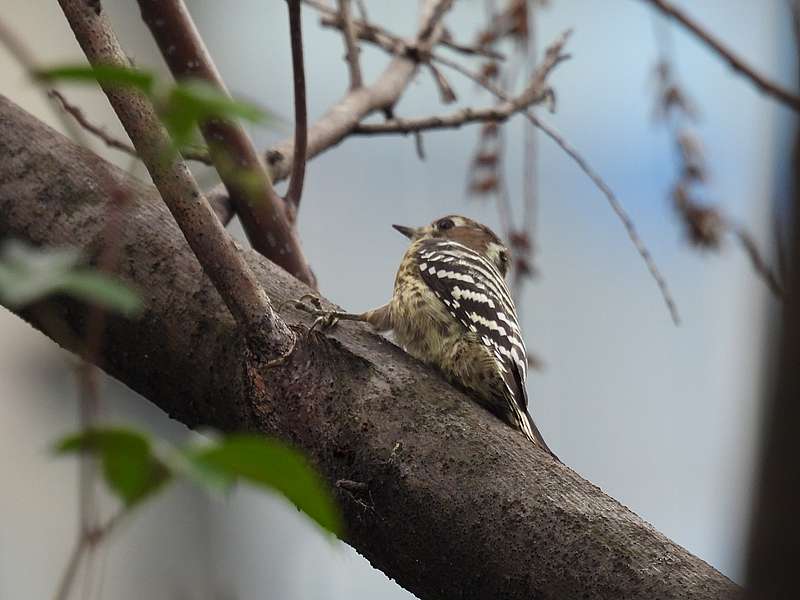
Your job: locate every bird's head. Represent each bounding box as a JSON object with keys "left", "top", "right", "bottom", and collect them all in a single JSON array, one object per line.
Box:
[{"left": 392, "top": 215, "right": 511, "bottom": 277}]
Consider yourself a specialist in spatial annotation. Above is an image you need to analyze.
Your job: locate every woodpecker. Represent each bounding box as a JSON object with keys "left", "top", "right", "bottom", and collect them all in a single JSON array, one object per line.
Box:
[{"left": 299, "top": 215, "right": 556, "bottom": 458}]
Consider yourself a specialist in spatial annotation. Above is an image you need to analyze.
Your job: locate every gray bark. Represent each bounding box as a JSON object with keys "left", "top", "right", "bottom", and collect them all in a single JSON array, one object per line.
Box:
[{"left": 0, "top": 95, "right": 739, "bottom": 600}]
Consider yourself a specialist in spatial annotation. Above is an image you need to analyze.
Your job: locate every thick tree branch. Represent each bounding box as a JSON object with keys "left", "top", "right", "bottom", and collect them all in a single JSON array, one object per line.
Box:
[
  {"left": 136, "top": 0, "right": 315, "bottom": 285},
  {"left": 641, "top": 0, "right": 800, "bottom": 112},
  {"left": 56, "top": 0, "right": 284, "bottom": 339},
  {"left": 0, "top": 95, "right": 738, "bottom": 600}
]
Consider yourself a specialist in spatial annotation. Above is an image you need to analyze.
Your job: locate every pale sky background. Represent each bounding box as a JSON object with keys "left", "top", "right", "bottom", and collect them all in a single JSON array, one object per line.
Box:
[{"left": 0, "top": 1, "right": 795, "bottom": 599}]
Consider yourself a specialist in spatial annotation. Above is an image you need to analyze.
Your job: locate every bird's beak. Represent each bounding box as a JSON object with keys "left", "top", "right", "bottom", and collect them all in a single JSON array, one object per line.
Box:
[{"left": 392, "top": 224, "right": 419, "bottom": 239}]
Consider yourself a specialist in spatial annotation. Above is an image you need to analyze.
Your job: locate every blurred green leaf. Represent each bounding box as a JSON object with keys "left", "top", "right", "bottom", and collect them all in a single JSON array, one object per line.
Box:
[
  {"left": 158, "top": 443, "right": 234, "bottom": 496},
  {"left": 60, "top": 270, "right": 142, "bottom": 316},
  {"left": 35, "top": 64, "right": 274, "bottom": 161},
  {"left": 193, "top": 435, "right": 340, "bottom": 536},
  {"left": 0, "top": 240, "right": 142, "bottom": 316},
  {"left": 158, "top": 79, "right": 269, "bottom": 148},
  {"left": 53, "top": 427, "right": 338, "bottom": 535},
  {"left": 56, "top": 428, "right": 170, "bottom": 508},
  {"left": 34, "top": 65, "right": 155, "bottom": 94}
]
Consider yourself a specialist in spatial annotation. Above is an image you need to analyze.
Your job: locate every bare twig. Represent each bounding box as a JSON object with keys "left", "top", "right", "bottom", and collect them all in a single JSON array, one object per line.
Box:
[
  {"left": 312, "top": 3, "right": 505, "bottom": 63},
  {"left": 730, "top": 223, "right": 785, "bottom": 298},
  {"left": 309, "top": 0, "right": 504, "bottom": 60},
  {"left": 414, "top": 131, "right": 426, "bottom": 160},
  {"left": 48, "top": 90, "right": 212, "bottom": 164},
  {"left": 284, "top": 0, "right": 308, "bottom": 216},
  {"left": 354, "top": 0, "right": 368, "bottom": 22},
  {"left": 49, "top": 90, "right": 136, "bottom": 156},
  {"left": 418, "top": 0, "right": 454, "bottom": 43},
  {"left": 54, "top": 511, "right": 125, "bottom": 600},
  {"left": 641, "top": 0, "right": 800, "bottom": 112},
  {"left": 337, "top": 0, "right": 363, "bottom": 89},
  {"left": 427, "top": 62, "right": 457, "bottom": 104},
  {"left": 531, "top": 115, "right": 680, "bottom": 323},
  {"left": 440, "top": 29, "right": 505, "bottom": 60},
  {"left": 137, "top": 0, "right": 314, "bottom": 285},
  {"left": 353, "top": 30, "right": 571, "bottom": 135},
  {"left": 58, "top": 0, "right": 286, "bottom": 337}
]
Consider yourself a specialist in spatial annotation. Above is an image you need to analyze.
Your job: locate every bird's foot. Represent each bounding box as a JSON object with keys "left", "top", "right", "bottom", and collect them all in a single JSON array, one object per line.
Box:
[{"left": 280, "top": 294, "right": 344, "bottom": 332}]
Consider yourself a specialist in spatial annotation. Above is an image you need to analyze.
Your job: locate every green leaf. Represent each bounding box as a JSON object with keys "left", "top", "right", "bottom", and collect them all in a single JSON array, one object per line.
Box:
[
  {"left": 193, "top": 436, "right": 340, "bottom": 536},
  {"left": 34, "top": 65, "right": 155, "bottom": 94},
  {"left": 55, "top": 428, "right": 170, "bottom": 508},
  {"left": 157, "top": 79, "right": 269, "bottom": 148},
  {"left": 0, "top": 240, "right": 142, "bottom": 316},
  {"left": 158, "top": 443, "right": 234, "bottom": 496},
  {"left": 61, "top": 270, "right": 142, "bottom": 316},
  {"left": 0, "top": 242, "right": 80, "bottom": 305}
]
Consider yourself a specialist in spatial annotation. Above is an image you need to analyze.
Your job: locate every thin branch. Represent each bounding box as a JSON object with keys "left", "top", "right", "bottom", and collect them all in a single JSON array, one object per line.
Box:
[
  {"left": 316, "top": 9, "right": 404, "bottom": 56},
  {"left": 640, "top": 0, "right": 800, "bottom": 112},
  {"left": 54, "top": 511, "right": 125, "bottom": 600},
  {"left": 337, "top": 0, "right": 363, "bottom": 89},
  {"left": 730, "top": 222, "right": 785, "bottom": 298},
  {"left": 352, "top": 104, "right": 527, "bottom": 134},
  {"left": 354, "top": 0, "right": 368, "bottom": 22},
  {"left": 308, "top": 0, "right": 505, "bottom": 60},
  {"left": 58, "top": 0, "right": 286, "bottom": 338},
  {"left": 531, "top": 115, "right": 680, "bottom": 323},
  {"left": 49, "top": 90, "right": 137, "bottom": 155},
  {"left": 427, "top": 62, "right": 457, "bottom": 104},
  {"left": 284, "top": 0, "right": 309, "bottom": 215},
  {"left": 440, "top": 28, "right": 506, "bottom": 60},
  {"left": 353, "top": 30, "right": 570, "bottom": 135},
  {"left": 310, "top": 2, "right": 505, "bottom": 61},
  {"left": 137, "top": 0, "right": 314, "bottom": 286},
  {"left": 49, "top": 90, "right": 212, "bottom": 164},
  {"left": 418, "top": 0, "right": 454, "bottom": 42},
  {"left": 413, "top": 131, "right": 426, "bottom": 159}
]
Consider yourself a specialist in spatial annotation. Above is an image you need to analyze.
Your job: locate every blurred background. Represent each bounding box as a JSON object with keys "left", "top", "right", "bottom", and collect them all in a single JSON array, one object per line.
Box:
[{"left": 0, "top": 1, "right": 795, "bottom": 598}]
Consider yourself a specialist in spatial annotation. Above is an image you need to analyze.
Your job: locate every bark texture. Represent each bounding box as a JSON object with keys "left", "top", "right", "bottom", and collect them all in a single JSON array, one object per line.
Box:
[{"left": 0, "top": 96, "right": 739, "bottom": 600}]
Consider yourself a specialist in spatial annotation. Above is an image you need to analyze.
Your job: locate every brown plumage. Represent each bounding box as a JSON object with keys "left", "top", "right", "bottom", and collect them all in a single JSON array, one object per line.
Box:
[{"left": 359, "top": 216, "right": 556, "bottom": 459}]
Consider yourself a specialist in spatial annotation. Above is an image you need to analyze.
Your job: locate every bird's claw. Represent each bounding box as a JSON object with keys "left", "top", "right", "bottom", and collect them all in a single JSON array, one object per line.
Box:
[{"left": 280, "top": 294, "right": 340, "bottom": 332}]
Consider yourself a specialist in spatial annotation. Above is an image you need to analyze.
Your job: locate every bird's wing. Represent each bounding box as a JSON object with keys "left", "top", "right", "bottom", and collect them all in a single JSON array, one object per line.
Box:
[{"left": 413, "top": 239, "right": 529, "bottom": 413}]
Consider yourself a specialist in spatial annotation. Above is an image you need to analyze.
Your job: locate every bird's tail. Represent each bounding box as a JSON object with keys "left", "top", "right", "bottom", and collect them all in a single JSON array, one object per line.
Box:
[{"left": 518, "top": 410, "right": 560, "bottom": 463}]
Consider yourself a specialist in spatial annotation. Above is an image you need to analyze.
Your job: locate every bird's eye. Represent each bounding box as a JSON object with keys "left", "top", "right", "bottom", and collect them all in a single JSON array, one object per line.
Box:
[
  {"left": 437, "top": 218, "right": 455, "bottom": 230},
  {"left": 498, "top": 250, "right": 509, "bottom": 265}
]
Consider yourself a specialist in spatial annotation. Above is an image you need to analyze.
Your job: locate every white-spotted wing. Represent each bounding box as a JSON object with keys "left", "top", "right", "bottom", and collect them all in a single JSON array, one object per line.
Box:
[{"left": 414, "top": 239, "right": 528, "bottom": 407}]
